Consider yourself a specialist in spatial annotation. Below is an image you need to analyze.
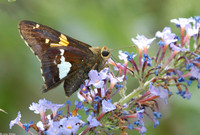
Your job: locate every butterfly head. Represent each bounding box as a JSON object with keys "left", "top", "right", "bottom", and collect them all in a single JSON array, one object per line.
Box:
[{"left": 101, "top": 46, "right": 111, "bottom": 58}]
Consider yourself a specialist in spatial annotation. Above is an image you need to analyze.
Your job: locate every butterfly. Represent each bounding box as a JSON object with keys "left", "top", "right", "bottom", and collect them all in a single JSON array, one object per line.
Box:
[{"left": 18, "top": 20, "right": 111, "bottom": 97}]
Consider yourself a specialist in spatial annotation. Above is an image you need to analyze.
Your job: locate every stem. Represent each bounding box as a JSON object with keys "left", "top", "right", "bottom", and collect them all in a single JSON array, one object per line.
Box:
[
  {"left": 163, "top": 51, "right": 178, "bottom": 67},
  {"left": 158, "top": 44, "right": 168, "bottom": 63},
  {"left": 138, "top": 49, "right": 142, "bottom": 69},
  {"left": 181, "top": 27, "right": 185, "bottom": 47},
  {"left": 81, "top": 127, "right": 91, "bottom": 135},
  {"left": 119, "top": 87, "right": 143, "bottom": 105}
]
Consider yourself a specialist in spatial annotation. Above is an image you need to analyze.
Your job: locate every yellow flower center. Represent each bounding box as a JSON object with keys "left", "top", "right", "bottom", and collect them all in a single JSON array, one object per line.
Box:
[
  {"left": 67, "top": 125, "right": 72, "bottom": 129},
  {"left": 95, "top": 80, "right": 99, "bottom": 83}
]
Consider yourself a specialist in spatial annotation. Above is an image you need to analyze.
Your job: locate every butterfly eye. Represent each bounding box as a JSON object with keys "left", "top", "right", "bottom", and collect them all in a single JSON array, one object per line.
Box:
[{"left": 102, "top": 50, "right": 110, "bottom": 57}]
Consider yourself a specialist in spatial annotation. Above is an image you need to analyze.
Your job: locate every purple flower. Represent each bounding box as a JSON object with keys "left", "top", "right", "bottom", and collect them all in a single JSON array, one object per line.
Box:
[
  {"left": 131, "top": 34, "right": 155, "bottom": 50},
  {"left": 136, "top": 108, "right": 144, "bottom": 120},
  {"left": 170, "top": 17, "right": 194, "bottom": 28},
  {"left": 139, "top": 121, "right": 147, "bottom": 134},
  {"left": 156, "top": 27, "right": 171, "bottom": 37},
  {"left": 155, "top": 27, "right": 178, "bottom": 45},
  {"left": 99, "top": 68, "right": 109, "bottom": 80},
  {"left": 58, "top": 117, "right": 82, "bottom": 134},
  {"left": 185, "top": 24, "right": 199, "bottom": 36},
  {"left": 159, "top": 89, "right": 169, "bottom": 99},
  {"left": 149, "top": 83, "right": 160, "bottom": 96},
  {"left": 190, "top": 66, "right": 200, "bottom": 79},
  {"left": 149, "top": 84, "right": 169, "bottom": 99},
  {"left": 80, "top": 84, "right": 89, "bottom": 94},
  {"left": 88, "top": 70, "right": 104, "bottom": 88},
  {"left": 23, "top": 121, "right": 33, "bottom": 131},
  {"left": 153, "top": 112, "right": 162, "bottom": 119},
  {"left": 29, "top": 98, "right": 49, "bottom": 114},
  {"left": 66, "top": 100, "right": 71, "bottom": 106},
  {"left": 94, "top": 96, "right": 102, "bottom": 102},
  {"left": 183, "top": 92, "right": 192, "bottom": 100},
  {"left": 46, "top": 103, "right": 65, "bottom": 118},
  {"left": 75, "top": 100, "right": 84, "bottom": 109},
  {"left": 153, "top": 119, "right": 160, "bottom": 128},
  {"left": 119, "top": 50, "right": 129, "bottom": 62},
  {"left": 87, "top": 115, "right": 101, "bottom": 128},
  {"left": 169, "top": 43, "right": 188, "bottom": 52},
  {"left": 134, "top": 120, "right": 141, "bottom": 126},
  {"left": 46, "top": 121, "right": 61, "bottom": 135},
  {"left": 126, "top": 52, "right": 137, "bottom": 61},
  {"left": 102, "top": 100, "right": 116, "bottom": 113},
  {"left": 128, "top": 124, "right": 134, "bottom": 130},
  {"left": 9, "top": 111, "right": 21, "bottom": 129},
  {"left": 84, "top": 107, "right": 89, "bottom": 115},
  {"left": 108, "top": 73, "right": 124, "bottom": 87}
]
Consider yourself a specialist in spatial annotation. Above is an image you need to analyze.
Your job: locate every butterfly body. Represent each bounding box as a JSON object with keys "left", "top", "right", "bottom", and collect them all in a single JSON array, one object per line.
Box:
[{"left": 18, "top": 20, "right": 111, "bottom": 97}]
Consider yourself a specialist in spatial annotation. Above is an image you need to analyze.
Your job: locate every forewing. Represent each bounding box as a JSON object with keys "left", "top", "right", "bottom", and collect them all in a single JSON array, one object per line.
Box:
[{"left": 18, "top": 20, "right": 92, "bottom": 61}]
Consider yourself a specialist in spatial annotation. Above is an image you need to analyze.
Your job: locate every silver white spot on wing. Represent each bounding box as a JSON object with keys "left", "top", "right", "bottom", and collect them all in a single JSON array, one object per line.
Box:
[
  {"left": 45, "top": 38, "right": 50, "bottom": 44},
  {"left": 57, "top": 49, "right": 71, "bottom": 80}
]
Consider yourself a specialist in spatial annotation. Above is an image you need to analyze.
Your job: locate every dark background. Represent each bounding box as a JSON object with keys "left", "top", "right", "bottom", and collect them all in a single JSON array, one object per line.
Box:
[{"left": 0, "top": 0, "right": 200, "bottom": 134}]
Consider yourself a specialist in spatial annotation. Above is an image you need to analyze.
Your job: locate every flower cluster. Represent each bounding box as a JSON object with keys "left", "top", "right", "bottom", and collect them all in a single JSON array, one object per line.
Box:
[{"left": 10, "top": 16, "right": 200, "bottom": 135}]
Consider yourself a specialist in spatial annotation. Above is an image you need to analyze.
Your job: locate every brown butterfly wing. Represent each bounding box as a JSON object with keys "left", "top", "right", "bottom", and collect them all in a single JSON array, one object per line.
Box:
[
  {"left": 18, "top": 20, "right": 98, "bottom": 96},
  {"left": 18, "top": 20, "right": 92, "bottom": 60}
]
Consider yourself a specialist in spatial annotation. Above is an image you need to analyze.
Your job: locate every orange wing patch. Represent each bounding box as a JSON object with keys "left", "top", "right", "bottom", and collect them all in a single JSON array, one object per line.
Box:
[{"left": 50, "top": 34, "right": 69, "bottom": 47}]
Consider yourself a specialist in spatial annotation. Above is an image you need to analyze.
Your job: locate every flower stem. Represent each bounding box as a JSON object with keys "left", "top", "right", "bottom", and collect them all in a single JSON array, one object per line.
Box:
[{"left": 119, "top": 87, "right": 143, "bottom": 105}]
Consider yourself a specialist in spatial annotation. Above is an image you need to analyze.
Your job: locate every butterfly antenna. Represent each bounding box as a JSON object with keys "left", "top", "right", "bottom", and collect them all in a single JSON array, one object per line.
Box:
[{"left": 110, "top": 45, "right": 137, "bottom": 52}]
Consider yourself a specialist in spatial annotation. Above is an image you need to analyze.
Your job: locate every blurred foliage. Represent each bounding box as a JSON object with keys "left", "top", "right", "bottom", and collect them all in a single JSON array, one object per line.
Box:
[{"left": 0, "top": 0, "right": 200, "bottom": 134}]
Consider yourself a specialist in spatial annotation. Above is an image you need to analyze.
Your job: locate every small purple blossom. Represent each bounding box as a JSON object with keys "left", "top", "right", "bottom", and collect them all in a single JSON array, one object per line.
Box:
[
  {"left": 88, "top": 70, "right": 104, "bottom": 88},
  {"left": 94, "top": 96, "right": 102, "bottom": 102},
  {"left": 75, "top": 101, "right": 84, "bottom": 109},
  {"left": 153, "top": 112, "right": 162, "bottom": 119},
  {"left": 23, "top": 121, "right": 33, "bottom": 131},
  {"left": 170, "top": 17, "right": 194, "bottom": 28},
  {"left": 153, "top": 119, "right": 160, "bottom": 128},
  {"left": 136, "top": 108, "right": 144, "bottom": 120},
  {"left": 46, "top": 122, "right": 59, "bottom": 134},
  {"left": 155, "top": 27, "right": 178, "bottom": 45},
  {"left": 108, "top": 73, "right": 124, "bottom": 87},
  {"left": 80, "top": 84, "right": 89, "bottom": 94},
  {"left": 102, "top": 100, "right": 116, "bottom": 113},
  {"left": 66, "top": 100, "right": 71, "bottom": 106},
  {"left": 185, "top": 24, "right": 199, "bottom": 36},
  {"left": 128, "top": 124, "right": 134, "bottom": 130},
  {"left": 131, "top": 34, "right": 155, "bottom": 50},
  {"left": 47, "top": 103, "right": 65, "bottom": 117},
  {"left": 132, "top": 34, "right": 156, "bottom": 50},
  {"left": 119, "top": 50, "right": 129, "bottom": 62},
  {"left": 29, "top": 99, "right": 47, "bottom": 114},
  {"left": 169, "top": 43, "right": 188, "bottom": 52},
  {"left": 149, "top": 84, "right": 169, "bottom": 100},
  {"left": 126, "top": 52, "right": 137, "bottom": 61},
  {"left": 59, "top": 117, "right": 82, "bottom": 134},
  {"left": 190, "top": 66, "right": 200, "bottom": 79},
  {"left": 99, "top": 68, "right": 109, "bottom": 80},
  {"left": 87, "top": 115, "right": 101, "bottom": 128},
  {"left": 9, "top": 111, "right": 21, "bottom": 129},
  {"left": 84, "top": 107, "right": 89, "bottom": 115},
  {"left": 139, "top": 121, "right": 147, "bottom": 134},
  {"left": 183, "top": 92, "right": 192, "bottom": 100}
]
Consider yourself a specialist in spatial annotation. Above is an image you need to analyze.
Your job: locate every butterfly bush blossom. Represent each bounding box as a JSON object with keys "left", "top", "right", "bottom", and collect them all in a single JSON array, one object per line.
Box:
[{"left": 10, "top": 16, "right": 200, "bottom": 135}]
